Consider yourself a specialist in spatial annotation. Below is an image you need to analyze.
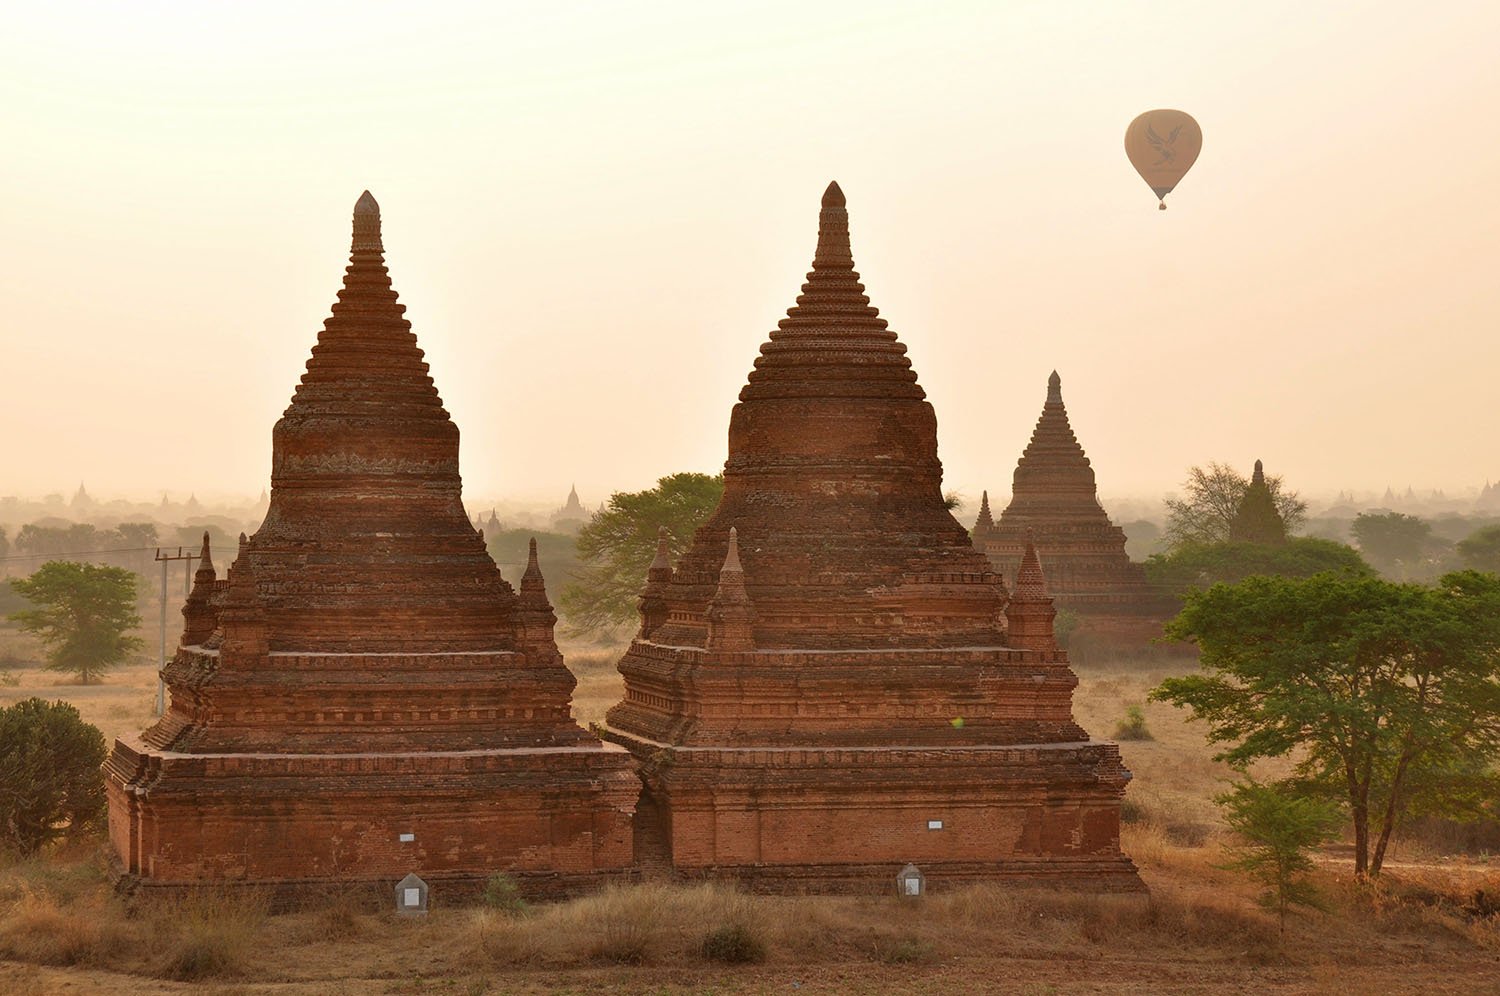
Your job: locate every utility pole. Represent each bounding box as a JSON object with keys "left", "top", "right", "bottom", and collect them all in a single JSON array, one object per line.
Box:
[{"left": 153, "top": 546, "right": 199, "bottom": 716}]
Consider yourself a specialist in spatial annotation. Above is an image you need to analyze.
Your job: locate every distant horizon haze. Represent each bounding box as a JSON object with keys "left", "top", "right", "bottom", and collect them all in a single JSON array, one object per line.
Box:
[{"left": 3, "top": 3, "right": 1497, "bottom": 503}]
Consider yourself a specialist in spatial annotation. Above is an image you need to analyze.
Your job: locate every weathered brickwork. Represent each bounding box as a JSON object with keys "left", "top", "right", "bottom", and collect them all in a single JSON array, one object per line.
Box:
[
  {"left": 973, "top": 372, "right": 1165, "bottom": 638},
  {"left": 105, "top": 193, "right": 637, "bottom": 898},
  {"left": 603, "top": 184, "right": 1141, "bottom": 892}
]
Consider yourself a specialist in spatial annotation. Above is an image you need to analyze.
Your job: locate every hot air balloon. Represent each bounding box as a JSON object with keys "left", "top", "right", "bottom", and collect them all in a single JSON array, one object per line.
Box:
[{"left": 1125, "top": 109, "right": 1201, "bottom": 210}]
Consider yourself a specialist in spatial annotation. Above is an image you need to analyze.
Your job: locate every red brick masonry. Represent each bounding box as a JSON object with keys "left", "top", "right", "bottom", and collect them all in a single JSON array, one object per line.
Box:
[
  {"left": 603, "top": 184, "right": 1142, "bottom": 892},
  {"left": 106, "top": 193, "right": 636, "bottom": 897}
]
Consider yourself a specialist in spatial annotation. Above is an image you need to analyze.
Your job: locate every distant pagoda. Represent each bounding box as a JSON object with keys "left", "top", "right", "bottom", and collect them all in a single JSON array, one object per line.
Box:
[
  {"left": 551, "top": 484, "right": 589, "bottom": 533},
  {"left": 106, "top": 193, "right": 636, "bottom": 897},
  {"left": 973, "top": 372, "right": 1158, "bottom": 637},
  {"left": 602, "top": 184, "right": 1140, "bottom": 892},
  {"left": 1228, "top": 459, "right": 1287, "bottom": 545}
]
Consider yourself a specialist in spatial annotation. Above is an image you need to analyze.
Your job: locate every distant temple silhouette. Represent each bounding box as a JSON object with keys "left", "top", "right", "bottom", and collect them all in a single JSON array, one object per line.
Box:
[
  {"left": 551, "top": 484, "right": 589, "bottom": 532},
  {"left": 972, "top": 372, "right": 1159, "bottom": 641}
]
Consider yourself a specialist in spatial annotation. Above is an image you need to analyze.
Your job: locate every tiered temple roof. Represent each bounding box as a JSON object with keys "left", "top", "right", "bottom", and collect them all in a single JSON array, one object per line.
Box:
[
  {"left": 973, "top": 372, "right": 1154, "bottom": 622},
  {"left": 105, "top": 193, "right": 635, "bottom": 895},
  {"left": 603, "top": 184, "right": 1138, "bottom": 892}
]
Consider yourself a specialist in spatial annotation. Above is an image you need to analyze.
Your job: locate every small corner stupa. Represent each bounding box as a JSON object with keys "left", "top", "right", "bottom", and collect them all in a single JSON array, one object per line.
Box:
[
  {"left": 601, "top": 183, "right": 1140, "bottom": 892},
  {"left": 105, "top": 192, "right": 637, "bottom": 898},
  {"left": 973, "top": 371, "right": 1160, "bottom": 640}
]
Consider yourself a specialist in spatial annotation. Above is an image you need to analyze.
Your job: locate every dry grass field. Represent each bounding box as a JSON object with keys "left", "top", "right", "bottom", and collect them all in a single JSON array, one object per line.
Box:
[{"left": 2, "top": 637, "right": 1498, "bottom": 994}]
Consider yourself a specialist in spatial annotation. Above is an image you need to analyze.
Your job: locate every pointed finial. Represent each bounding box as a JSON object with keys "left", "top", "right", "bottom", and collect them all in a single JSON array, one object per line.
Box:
[
  {"left": 722, "top": 526, "right": 744, "bottom": 574},
  {"left": 814, "top": 181, "right": 852, "bottom": 267},
  {"left": 1047, "top": 370, "right": 1062, "bottom": 405},
  {"left": 238, "top": 531, "right": 248, "bottom": 550},
  {"left": 974, "top": 490, "right": 994, "bottom": 530},
  {"left": 523, "top": 536, "right": 543, "bottom": 583},
  {"left": 1014, "top": 532, "right": 1049, "bottom": 600},
  {"left": 351, "top": 190, "right": 383, "bottom": 254},
  {"left": 199, "top": 530, "right": 213, "bottom": 570},
  {"left": 1252, "top": 459, "right": 1265, "bottom": 485},
  {"left": 649, "top": 526, "right": 673, "bottom": 572}
]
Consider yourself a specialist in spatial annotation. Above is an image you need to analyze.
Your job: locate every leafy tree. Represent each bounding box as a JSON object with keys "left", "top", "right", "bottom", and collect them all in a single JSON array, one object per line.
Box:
[
  {"left": 115, "top": 522, "right": 159, "bottom": 548},
  {"left": 1351, "top": 512, "right": 1443, "bottom": 578},
  {"left": 1164, "top": 463, "right": 1306, "bottom": 549},
  {"left": 0, "top": 525, "right": 9, "bottom": 561},
  {"left": 1456, "top": 524, "right": 1500, "bottom": 573},
  {"left": 559, "top": 473, "right": 724, "bottom": 637},
  {"left": 0, "top": 698, "right": 107, "bottom": 855},
  {"left": 1216, "top": 779, "right": 1342, "bottom": 935},
  {"left": 8, "top": 561, "right": 144, "bottom": 684},
  {"left": 1143, "top": 538, "right": 1372, "bottom": 600},
  {"left": 1152, "top": 571, "right": 1500, "bottom": 877}
]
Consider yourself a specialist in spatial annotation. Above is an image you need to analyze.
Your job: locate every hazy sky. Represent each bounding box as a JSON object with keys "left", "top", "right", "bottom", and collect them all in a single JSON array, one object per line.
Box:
[{"left": 3, "top": 1, "right": 1497, "bottom": 507}]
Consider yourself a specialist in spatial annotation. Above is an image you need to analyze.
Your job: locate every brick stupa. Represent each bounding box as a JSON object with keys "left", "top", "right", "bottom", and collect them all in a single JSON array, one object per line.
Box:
[
  {"left": 106, "top": 193, "right": 637, "bottom": 897},
  {"left": 973, "top": 372, "right": 1160, "bottom": 640},
  {"left": 602, "top": 184, "right": 1140, "bottom": 892}
]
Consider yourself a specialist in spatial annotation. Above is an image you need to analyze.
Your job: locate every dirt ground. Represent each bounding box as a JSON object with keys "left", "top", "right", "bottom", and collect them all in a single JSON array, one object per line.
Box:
[{"left": 2, "top": 641, "right": 1497, "bottom": 994}]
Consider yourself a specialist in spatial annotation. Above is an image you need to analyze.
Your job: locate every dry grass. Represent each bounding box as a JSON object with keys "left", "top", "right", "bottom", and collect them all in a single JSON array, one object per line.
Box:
[{"left": 2, "top": 644, "right": 1496, "bottom": 993}]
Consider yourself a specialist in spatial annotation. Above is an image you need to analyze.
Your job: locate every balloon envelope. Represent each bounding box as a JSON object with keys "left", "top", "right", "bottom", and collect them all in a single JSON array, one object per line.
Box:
[{"left": 1125, "top": 109, "right": 1202, "bottom": 207}]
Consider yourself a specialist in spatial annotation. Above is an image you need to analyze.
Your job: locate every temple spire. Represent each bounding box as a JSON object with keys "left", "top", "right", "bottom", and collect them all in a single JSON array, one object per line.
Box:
[
  {"left": 1047, "top": 370, "right": 1062, "bottom": 405},
  {"left": 1252, "top": 458, "right": 1265, "bottom": 486},
  {"left": 352, "top": 190, "right": 382, "bottom": 254},
  {"left": 638, "top": 526, "right": 676, "bottom": 639},
  {"left": 1005, "top": 533, "right": 1057, "bottom": 651},
  {"left": 648, "top": 526, "right": 673, "bottom": 573},
  {"left": 180, "top": 530, "right": 220, "bottom": 647},
  {"left": 814, "top": 181, "right": 852, "bottom": 267},
  {"left": 706, "top": 527, "right": 756, "bottom": 652},
  {"left": 521, "top": 537, "right": 545, "bottom": 590},
  {"left": 197, "top": 530, "right": 214, "bottom": 576},
  {"left": 516, "top": 537, "right": 559, "bottom": 655},
  {"left": 974, "top": 490, "right": 995, "bottom": 532}
]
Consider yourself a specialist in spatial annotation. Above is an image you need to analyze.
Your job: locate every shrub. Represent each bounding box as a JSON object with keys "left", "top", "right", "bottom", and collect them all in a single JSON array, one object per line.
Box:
[
  {"left": 0, "top": 698, "right": 107, "bottom": 855},
  {"left": 700, "top": 922, "right": 766, "bottom": 964},
  {"left": 482, "top": 873, "right": 528, "bottom": 916},
  {"left": 1114, "top": 704, "right": 1153, "bottom": 741}
]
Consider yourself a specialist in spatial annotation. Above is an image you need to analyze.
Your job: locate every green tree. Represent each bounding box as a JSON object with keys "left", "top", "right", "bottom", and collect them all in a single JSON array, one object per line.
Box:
[
  {"left": 1164, "top": 462, "right": 1306, "bottom": 549},
  {"left": 1143, "top": 537, "right": 1372, "bottom": 600},
  {"left": 1216, "top": 780, "right": 1342, "bottom": 935},
  {"left": 8, "top": 561, "right": 144, "bottom": 684},
  {"left": 1456, "top": 524, "right": 1500, "bottom": 573},
  {"left": 559, "top": 473, "right": 724, "bottom": 637},
  {"left": 1351, "top": 511, "right": 1435, "bottom": 575},
  {"left": 0, "top": 698, "right": 107, "bottom": 855},
  {"left": 1152, "top": 571, "right": 1500, "bottom": 878}
]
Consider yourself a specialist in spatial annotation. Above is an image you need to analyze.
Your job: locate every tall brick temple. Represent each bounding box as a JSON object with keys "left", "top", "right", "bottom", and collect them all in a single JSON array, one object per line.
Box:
[
  {"left": 602, "top": 184, "right": 1140, "bottom": 892},
  {"left": 106, "top": 193, "right": 637, "bottom": 896},
  {"left": 973, "top": 372, "right": 1162, "bottom": 642}
]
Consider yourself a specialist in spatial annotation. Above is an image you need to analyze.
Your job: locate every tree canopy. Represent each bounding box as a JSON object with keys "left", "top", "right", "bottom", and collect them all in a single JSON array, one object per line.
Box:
[
  {"left": 1455, "top": 523, "right": 1500, "bottom": 574},
  {"left": 1143, "top": 537, "right": 1372, "bottom": 599},
  {"left": 1164, "top": 462, "right": 1306, "bottom": 549},
  {"left": 558, "top": 473, "right": 724, "bottom": 637},
  {"left": 1152, "top": 571, "right": 1500, "bottom": 877},
  {"left": 0, "top": 698, "right": 107, "bottom": 855},
  {"left": 1350, "top": 511, "right": 1439, "bottom": 577},
  {"left": 8, "top": 561, "right": 144, "bottom": 684}
]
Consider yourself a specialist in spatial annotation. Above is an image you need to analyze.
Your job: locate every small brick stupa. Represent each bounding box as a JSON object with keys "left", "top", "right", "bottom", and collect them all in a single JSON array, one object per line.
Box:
[
  {"left": 106, "top": 193, "right": 637, "bottom": 896},
  {"left": 602, "top": 184, "right": 1139, "bottom": 892},
  {"left": 973, "top": 372, "right": 1160, "bottom": 640}
]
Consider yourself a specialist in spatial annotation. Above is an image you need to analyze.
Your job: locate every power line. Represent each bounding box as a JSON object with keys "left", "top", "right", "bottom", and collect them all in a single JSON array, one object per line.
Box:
[{"left": 0, "top": 545, "right": 230, "bottom": 564}]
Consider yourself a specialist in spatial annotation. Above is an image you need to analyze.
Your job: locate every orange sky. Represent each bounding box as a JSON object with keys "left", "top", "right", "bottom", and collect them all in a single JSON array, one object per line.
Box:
[{"left": 3, "top": 2, "right": 1497, "bottom": 507}]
